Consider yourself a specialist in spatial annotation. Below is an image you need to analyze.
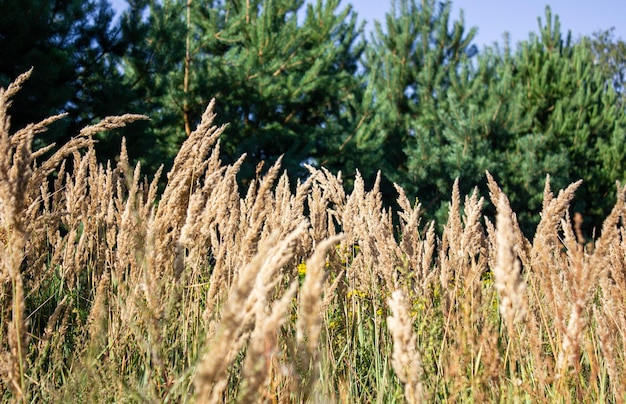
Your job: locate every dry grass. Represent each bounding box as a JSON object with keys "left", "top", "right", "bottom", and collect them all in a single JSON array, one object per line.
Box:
[{"left": 1, "top": 72, "right": 625, "bottom": 403}]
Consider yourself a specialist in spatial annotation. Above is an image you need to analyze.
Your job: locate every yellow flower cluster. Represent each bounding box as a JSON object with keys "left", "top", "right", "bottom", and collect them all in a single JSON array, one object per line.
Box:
[
  {"left": 346, "top": 289, "right": 368, "bottom": 299},
  {"left": 297, "top": 262, "right": 307, "bottom": 277}
]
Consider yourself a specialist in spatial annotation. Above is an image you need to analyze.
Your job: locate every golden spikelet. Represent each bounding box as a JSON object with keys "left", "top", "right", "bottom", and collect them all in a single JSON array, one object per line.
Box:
[
  {"left": 493, "top": 194, "right": 527, "bottom": 333},
  {"left": 388, "top": 290, "right": 425, "bottom": 404}
]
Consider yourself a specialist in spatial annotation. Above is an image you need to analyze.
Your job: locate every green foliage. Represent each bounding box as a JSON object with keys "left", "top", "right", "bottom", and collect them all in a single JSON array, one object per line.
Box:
[
  {"left": 2, "top": 0, "right": 625, "bottom": 234},
  {"left": 587, "top": 28, "right": 626, "bottom": 105}
]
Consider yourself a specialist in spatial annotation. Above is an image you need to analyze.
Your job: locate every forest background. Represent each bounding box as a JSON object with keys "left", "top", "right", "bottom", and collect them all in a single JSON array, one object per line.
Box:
[{"left": 1, "top": 0, "right": 625, "bottom": 236}]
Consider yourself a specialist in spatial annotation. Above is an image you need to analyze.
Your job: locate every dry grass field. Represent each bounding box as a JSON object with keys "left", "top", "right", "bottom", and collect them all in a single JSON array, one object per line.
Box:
[{"left": 1, "top": 71, "right": 625, "bottom": 403}]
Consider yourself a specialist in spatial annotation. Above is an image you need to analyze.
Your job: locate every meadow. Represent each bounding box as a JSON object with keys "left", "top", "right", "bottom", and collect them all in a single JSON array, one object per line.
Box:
[{"left": 1, "top": 71, "right": 625, "bottom": 403}]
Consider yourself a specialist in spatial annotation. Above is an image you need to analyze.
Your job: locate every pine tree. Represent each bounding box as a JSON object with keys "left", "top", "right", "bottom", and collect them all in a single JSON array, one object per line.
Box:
[
  {"left": 358, "top": 0, "right": 478, "bottom": 217},
  {"left": 363, "top": 3, "right": 625, "bottom": 235},
  {"left": 478, "top": 8, "right": 626, "bottom": 235},
  {"left": 123, "top": 0, "right": 365, "bottom": 180},
  {"left": 0, "top": 0, "right": 138, "bottom": 157}
]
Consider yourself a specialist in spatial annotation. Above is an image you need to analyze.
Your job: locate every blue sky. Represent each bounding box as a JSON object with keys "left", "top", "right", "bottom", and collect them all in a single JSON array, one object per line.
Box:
[
  {"left": 352, "top": 0, "right": 626, "bottom": 47},
  {"left": 110, "top": 0, "right": 626, "bottom": 48}
]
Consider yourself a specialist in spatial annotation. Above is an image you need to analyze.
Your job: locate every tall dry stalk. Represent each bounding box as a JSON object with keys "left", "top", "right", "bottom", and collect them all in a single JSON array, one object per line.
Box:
[
  {"left": 492, "top": 194, "right": 527, "bottom": 335},
  {"left": 194, "top": 223, "right": 308, "bottom": 403},
  {"left": 388, "top": 290, "right": 425, "bottom": 404}
]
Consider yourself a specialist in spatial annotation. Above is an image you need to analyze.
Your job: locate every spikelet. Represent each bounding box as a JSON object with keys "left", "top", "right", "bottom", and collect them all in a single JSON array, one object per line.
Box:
[
  {"left": 388, "top": 290, "right": 425, "bottom": 404},
  {"left": 493, "top": 194, "right": 527, "bottom": 333}
]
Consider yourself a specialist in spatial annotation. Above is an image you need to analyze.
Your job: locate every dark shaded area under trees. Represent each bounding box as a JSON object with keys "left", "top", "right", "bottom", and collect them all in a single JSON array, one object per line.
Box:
[{"left": 1, "top": 0, "right": 625, "bottom": 238}]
